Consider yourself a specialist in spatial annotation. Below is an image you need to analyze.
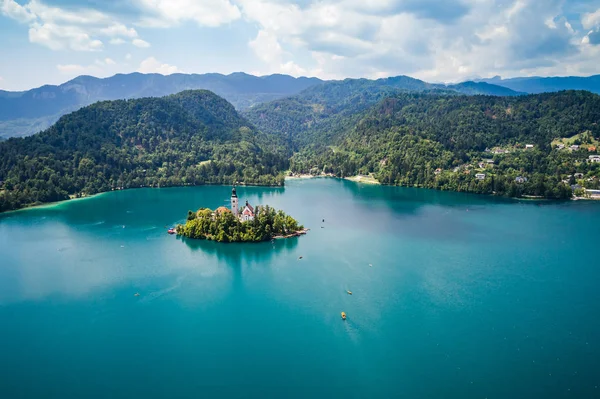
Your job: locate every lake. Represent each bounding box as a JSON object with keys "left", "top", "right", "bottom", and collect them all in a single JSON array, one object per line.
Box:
[{"left": 1, "top": 178, "right": 599, "bottom": 398}]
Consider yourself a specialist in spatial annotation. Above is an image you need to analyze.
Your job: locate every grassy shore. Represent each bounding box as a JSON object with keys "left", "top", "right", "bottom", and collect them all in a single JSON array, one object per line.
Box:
[{"left": 345, "top": 175, "right": 381, "bottom": 185}]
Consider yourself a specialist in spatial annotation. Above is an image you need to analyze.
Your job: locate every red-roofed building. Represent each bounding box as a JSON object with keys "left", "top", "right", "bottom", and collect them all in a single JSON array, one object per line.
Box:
[{"left": 241, "top": 200, "right": 255, "bottom": 221}]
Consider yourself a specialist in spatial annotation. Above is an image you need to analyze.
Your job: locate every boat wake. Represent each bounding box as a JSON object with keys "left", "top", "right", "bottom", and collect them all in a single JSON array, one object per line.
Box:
[{"left": 138, "top": 276, "right": 186, "bottom": 303}]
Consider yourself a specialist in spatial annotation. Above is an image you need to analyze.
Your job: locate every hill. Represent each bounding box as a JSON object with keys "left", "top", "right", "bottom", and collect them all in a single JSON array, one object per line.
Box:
[
  {"left": 0, "top": 72, "right": 323, "bottom": 139},
  {"left": 0, "top": 90, "right": 289, "bottom": 212},
  {"left": 476, "top": 75, "right": 600, "bottom": 94},
  {"left": 244, "top": 77, "right": 520, "bottom": 149},
  {"left": 283, "top": 90, "right": 600, "bottom": 198}
]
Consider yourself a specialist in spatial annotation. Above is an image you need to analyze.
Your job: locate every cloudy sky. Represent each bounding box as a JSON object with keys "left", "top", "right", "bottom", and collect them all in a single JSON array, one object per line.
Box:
[{"left": 1, "top": 0, "right": 600, "bottom": 90}]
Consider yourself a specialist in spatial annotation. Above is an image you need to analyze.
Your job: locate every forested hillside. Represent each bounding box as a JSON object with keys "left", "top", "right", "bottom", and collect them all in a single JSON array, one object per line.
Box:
[
  {"left": 244, "top": 77, "right": 520, "bottom": 149},
  {"left": 285, "top": 91, "right": 600, "bottom": 199},
  {"left": 0, "top": 90, "right": 289, "bottom": 212},
  {"left": 0, "top": 72, "right": 322, "bottom": 139},
  {"left": 0, "top": 72, "right": 520, "bottom": 140}
]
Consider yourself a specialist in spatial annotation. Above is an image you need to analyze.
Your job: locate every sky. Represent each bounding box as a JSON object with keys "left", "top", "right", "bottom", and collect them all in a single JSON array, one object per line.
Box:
[{"left": 1, "top": 0, "right": 600, "bottom": 91}]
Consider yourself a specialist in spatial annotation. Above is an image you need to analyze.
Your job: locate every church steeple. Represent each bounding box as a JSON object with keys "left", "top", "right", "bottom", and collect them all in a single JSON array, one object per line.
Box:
[{"left": 231, "top": 186, "right": 239, "bottom": 215}]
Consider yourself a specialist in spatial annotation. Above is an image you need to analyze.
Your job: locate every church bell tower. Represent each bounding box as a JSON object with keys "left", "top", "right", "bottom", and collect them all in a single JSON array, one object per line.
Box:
[{"left": 231, "top": 186, "right": 239, "bottom": 216}]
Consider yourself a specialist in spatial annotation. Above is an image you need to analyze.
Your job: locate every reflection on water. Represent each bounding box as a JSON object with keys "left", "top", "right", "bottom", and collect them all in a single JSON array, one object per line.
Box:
[{"left": 179, "top": 235, "right": 299, "bottom": 265}]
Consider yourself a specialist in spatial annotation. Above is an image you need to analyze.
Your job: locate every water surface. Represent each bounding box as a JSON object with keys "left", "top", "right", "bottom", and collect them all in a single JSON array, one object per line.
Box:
[{"left": 1, "top": 179, "right": 599, "bottom": 398}]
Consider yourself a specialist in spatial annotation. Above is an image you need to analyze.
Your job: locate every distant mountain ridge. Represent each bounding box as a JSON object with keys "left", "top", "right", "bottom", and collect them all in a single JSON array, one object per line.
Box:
[
  {"left": 0, "top": 72, "right": 323, "bottom": 138},
  {"left": 2, "top": 71, "right": 600, "bottom": 139},
  {"left": 475, "top": 75, "right": 600, "bottom": 94}
]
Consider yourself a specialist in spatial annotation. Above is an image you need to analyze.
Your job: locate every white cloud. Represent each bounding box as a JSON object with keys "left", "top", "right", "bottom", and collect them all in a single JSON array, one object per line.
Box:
[
  {"left": 135, "top": 0, "right": 241, "bottom": 27},
  {"left": 137, "top": 57, "right": 179, "bottom": 74},
  {"left": 239, "top": 0, "right": 600, "bottom": 81},
  {"left": 3, "top": 0, "right": 600, "bottom": 83},
  {"left": 132, "top": 38, "right": 150, "bottom": 48},
  {"left": 249, "top": 29, "right": 283, "bottom": 65},
  {"left": 99, "top": 23, "right": 138, "bottom": 38},
  {"left": 582, "top": 8, "right": 600, "bottom": 30},
  {"left": 104, "top": 58, "right": 116, "bottom": 65},
  {"left": 125, "top": 53, "right": 132, "bottom": 60},
  {"left": 1, "top": 0, "right": 35, "bottom": 23},
  {"left": 1, "top": 0, "right": 148, "bottom": 51},
  {"left": 29, "top": 22, "right": 104, "bottom": 51},
  {"left": 249, "top": 29, "right": 306, "bottom": 76}
]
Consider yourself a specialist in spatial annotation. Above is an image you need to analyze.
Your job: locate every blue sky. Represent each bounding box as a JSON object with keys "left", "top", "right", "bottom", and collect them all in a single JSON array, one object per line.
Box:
[{"left": 1, "top": 0, "right": 600, "bottom": 90}]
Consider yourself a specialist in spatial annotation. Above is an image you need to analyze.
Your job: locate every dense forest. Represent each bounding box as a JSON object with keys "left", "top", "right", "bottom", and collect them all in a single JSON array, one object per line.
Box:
[
  {"left": 2, "top": 85, "right": 600, "bottom": 213},
  {"left": 243, "top": 77, "right": 519, "bottom": 150},
  {"left": 0, "top": 90, "right": 289, "bottom": 212},
  {"left": 247, "top": 89, "right": 600, "bottom": 199},
  {"left": 177, "top": 205, "right": 304, "bottom": 242}
]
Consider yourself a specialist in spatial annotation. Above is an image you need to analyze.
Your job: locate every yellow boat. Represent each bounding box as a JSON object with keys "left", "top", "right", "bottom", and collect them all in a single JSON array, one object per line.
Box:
[
  {"left": 341, "top": 312, "right": 346, "bottom": 320},
  {"left": 347, "top": 290, "right": 352, "bottom": 295}
]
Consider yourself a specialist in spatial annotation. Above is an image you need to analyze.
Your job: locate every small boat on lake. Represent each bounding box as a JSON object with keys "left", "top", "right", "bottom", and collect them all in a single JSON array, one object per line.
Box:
[
  {"left": 134, "top": 293, "right": 140, "bottom": 297},
  {"left": 347, "top": 290, "right": 352, "bottom": 295},
  {"left": 167, "top": 228, "right": 176, "bottom": 235},
  {"left": 341, "top": 312, "right": 347, "bottom": 320}
]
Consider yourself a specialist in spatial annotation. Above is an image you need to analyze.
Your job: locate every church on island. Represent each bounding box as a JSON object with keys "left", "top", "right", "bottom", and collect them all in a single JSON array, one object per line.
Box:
[{"left": 231, "top": 187, "right": 255, "bottom": 221}]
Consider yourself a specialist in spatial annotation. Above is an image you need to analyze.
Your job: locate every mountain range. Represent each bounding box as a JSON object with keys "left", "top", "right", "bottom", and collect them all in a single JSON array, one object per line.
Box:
[
  {"left": 476, "top": 75, "right": 600, "bottom": 95},
  {"left": 4, "top": 72, "right": 600, "bottom": 141},
  {"left": 0, "top": 72, "right": 531, "bottom": 139},
  {"left": 0, "top": 72, "right": 322, "bottom": 139}
]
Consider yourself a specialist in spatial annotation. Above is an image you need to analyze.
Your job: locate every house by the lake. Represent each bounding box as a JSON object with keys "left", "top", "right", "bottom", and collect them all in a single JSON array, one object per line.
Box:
[
  {"left": 475, "top": 173, "right": 486, "bottom": 180},
  {"left": 590, "top": 155, "right": 600, "bottom": 163}
]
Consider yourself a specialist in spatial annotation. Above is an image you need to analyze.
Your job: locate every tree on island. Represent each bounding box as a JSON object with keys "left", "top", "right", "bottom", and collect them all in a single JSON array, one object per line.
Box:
[{"left": 176, "top": 205, "right": 304, "bottom": 243}]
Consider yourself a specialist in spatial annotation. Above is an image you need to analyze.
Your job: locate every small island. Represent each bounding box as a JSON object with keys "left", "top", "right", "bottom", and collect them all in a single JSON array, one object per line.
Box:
[{"left": 176, "top": 187, "right": 306, "bottom": 243}]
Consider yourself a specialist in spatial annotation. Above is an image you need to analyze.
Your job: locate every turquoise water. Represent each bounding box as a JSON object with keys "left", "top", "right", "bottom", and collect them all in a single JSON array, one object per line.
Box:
[{"left": 1, "top": 178, "right": 599, "bottom": 398}]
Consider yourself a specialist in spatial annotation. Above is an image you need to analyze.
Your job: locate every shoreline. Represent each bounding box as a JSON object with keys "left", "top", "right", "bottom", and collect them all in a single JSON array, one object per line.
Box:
[
  {"left": 573, "top": 195, "right": 600, "bottom": 201},
  {"left": 3, "top": 177, "right": 599, "bottom": 215},
  {"left": 344, "top": 175, "right": 381, "bottom": 185},
  {"left": 1, "top": 192, "right": 107, "bottom": 215},
  {"left": 272, "top": 228, "right": 310, "bottom": 239},
  {"left": 285, "top": 173, "right": 335, "bottom": 180}
]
